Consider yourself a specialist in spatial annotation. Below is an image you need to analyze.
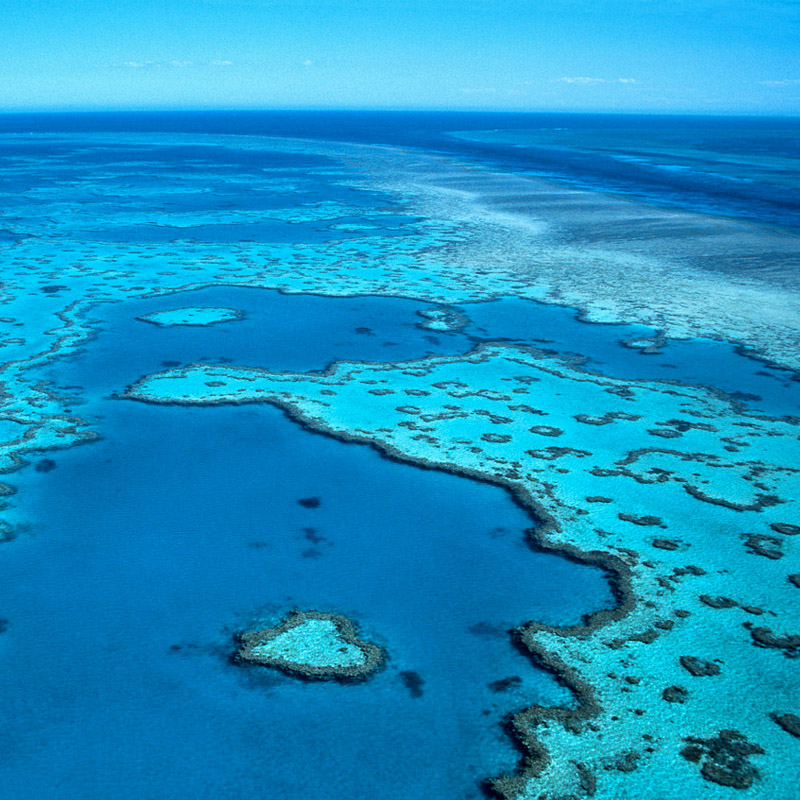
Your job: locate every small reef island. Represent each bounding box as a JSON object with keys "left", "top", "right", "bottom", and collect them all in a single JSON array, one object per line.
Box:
[
  {"left": 236, "top": 610, "right": 384, "bottom": 680},
  {"left": 137, "top": 306, "right": 243, "bottom": 327}
]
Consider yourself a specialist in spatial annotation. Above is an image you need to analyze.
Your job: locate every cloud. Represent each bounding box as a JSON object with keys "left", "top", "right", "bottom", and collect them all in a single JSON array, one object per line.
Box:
[
  {"left": 302, "top": 59, "right": 314, "bottom": 67},
  {"left": 554, "top": 76, "right": 606, "bottom": 84},
  {"left": 121, "top": 59, "right": 232, "bottom": 69},
  {"left": 759, "top": 78, "right": 800, "bottom": 86},
  {"left": 553, "top": 76, "right": 638, "bottom": 86}
]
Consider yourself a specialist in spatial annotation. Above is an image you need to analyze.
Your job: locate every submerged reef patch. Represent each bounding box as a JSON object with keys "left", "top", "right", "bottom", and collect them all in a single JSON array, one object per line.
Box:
[
  {"left": 236, "top": 610, "right": 384, "bottom": 681},
  {"left": 399, "top": 670, "right": 425, "bottom": 698},
  {"left": 770, "top": 712, "right": 800, "bottom": 738},
  {"left": 680, "top": 730, "right": 764, "bottom": 789},
  {"left": 137, "top": 306, "right": 243, "bottom": 327},
  {"left": 297, "top": 496, "right": 321, "bottom": 509},
  {"left": 417, "top": 306, "right": 469, "bottom": 333}
]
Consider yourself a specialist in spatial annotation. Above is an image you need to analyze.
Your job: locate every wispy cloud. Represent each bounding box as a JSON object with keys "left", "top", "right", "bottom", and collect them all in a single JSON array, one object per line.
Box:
[
  {"left": 554, "top": 76, "right": 638, "bottom": 85},
  {"left": 758, "top": 78, "right": 800, "bottom": 86},
  {"left": 554, "top": 76, "right": 605, "bottom": 84},
  {"left": 121, "top": 59, "right": 231, "bottom": 69}
]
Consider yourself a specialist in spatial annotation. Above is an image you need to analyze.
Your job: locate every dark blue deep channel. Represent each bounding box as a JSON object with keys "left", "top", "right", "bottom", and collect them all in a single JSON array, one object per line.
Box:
[
  {"left": 1, "top": 289, "right": 616, "bottom": 799},
  {"left": 48, "top": 285, "right": 800, "bottom": 418}
]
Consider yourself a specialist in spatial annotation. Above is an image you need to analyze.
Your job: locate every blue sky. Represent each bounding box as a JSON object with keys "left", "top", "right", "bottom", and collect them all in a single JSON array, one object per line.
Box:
[{"left": 2, "top": 0, "right": 799, "bottom": 113}]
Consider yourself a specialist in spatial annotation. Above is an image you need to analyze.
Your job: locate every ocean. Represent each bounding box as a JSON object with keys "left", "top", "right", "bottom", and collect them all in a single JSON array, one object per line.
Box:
[{"left": 0, "top": 112, "right": 798, "bottom": 799}]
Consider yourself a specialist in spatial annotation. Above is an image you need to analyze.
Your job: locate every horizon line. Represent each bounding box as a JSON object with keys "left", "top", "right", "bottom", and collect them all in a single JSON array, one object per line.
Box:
[{"left": 1, "top": 106, "right": 799, "bottom": 120}]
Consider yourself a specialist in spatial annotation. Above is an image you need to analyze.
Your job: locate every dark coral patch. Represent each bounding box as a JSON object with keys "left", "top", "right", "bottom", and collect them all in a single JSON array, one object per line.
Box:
[
  {"left": 680, "top": 656, "right": 721, "bottom": 677},
  {"left": 399, "top": 670, "right": 424, "bottom": 698},
  {"left": 648, "top": 428, "right": 682, "bottom": 438},
  {"left": 699, "top": 595, "right": 737, "bottom": 610},
  {"left": 746, "top": 625, "right": 800, "bottom": 657},
  {"left": 652, "top": 538, "right": 680, "bottom": 550},
  {"left": 770, "top": 522, "right": 800, "bottom": 536},
  {"left": 34, "top": 458, "right": 57, "bottom": 473},
  {"left": 674, "top": 565, "right": 705, "bottom": 577},
  {"left": 603, "top": 750, "right": 640, "bottom": 773},
  {"left": 481, "top": 433, "right": 511, "bottom": 443},
  {"left": 619, "top": 513, "right": 664, "bottom": 527},
  {"left": 744, "top": 534, "right": 783, "bottom": 560},
  {"left": 770, "top": 712, "right": 800, "bottom": 738},
  {"left": 488, "top": 675, "right": 522, "bottom": 693},
  {"left": 681, "top": 730, "right": 764, "bottom": 789},
  {"left": 303, "top": 527, "right": 326, "bottom": 544},
  {"left": 662, "top": 685, "right": 688, "bottom": 703},
  {"left": 529, "top": 425, "right": 563, "bottom": 437},
  {"left": 297, "top": 497, "right": 321, "bottom": 509}
]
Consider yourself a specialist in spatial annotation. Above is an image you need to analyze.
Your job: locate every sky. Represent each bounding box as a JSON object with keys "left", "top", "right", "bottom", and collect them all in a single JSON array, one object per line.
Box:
[{"left": 1, "top": 0, "right": 799, "bottom": 114}]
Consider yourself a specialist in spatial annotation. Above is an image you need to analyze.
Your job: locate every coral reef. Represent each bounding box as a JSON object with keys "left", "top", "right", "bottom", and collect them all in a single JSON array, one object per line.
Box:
[{"left": 236, "top": 610, "right": 383, "bottom": 681}]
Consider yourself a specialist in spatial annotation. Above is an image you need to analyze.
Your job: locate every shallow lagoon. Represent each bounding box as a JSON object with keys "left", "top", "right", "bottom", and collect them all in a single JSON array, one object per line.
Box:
[
  {"left": 54, "top": 285, "right": 800, "bottom": 419},
  {"left": 458, "top": 296, "right": 800, "bottom": 418}
]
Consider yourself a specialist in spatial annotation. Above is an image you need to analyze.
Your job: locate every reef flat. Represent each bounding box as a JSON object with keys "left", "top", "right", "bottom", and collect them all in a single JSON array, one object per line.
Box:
[
  {"left": 237, "top": 610, "right": 384, "bottom": 680},
  {"left": 126, "top": 347, "right": 800, "bottom": 797},
  {"left": 327, "top": 142, "right": 800, "bottom": 373},
  {"left": 137, "top": 306, "right": 243, "bottom": 327}
]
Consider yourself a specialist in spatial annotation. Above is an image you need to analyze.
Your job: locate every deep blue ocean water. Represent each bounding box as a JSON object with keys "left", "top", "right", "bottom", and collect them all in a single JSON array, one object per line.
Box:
[
  {"left": 3, "top": 111, "right": 799, "bottom": 231},
  {"left": 1, "top": 113, "right": 799, "bottom": 798}
]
